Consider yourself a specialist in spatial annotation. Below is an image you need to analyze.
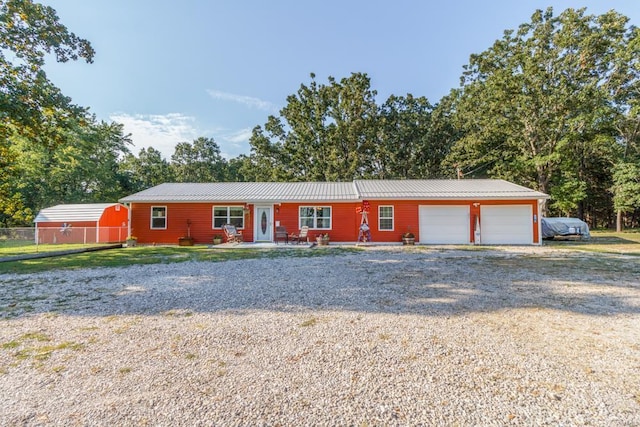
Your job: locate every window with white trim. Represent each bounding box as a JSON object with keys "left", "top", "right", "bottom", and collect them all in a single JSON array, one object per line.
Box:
[
  {"left": 213, "top": 206, "right": 244, "bottom": 228},
  {"left": 151, "top": 206, "right": 167, "bottom": 229},
  {"left": 379, "top": 206, "right": 394, "bottom": 231},
  {"left": 299, "top": 206, "right": 331, "bottom": 229}
]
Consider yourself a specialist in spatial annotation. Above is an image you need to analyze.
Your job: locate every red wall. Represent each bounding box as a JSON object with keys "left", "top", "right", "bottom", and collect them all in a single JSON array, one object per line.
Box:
[
  {"left": 99, "top": 204, "right": 129, "bottom": 228},
  {"left": 274, "top": 203, "right": 361, "bottom": 242},
  {"left": 130, "top": 203, "right": 252, "bottom": 245},
  {"left": 130, "top": 199, "right": 541, "bottom": 244}
]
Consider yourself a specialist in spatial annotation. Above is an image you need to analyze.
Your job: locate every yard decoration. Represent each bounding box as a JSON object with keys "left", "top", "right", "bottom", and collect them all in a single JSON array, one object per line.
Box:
[
  {"left": 179, "top": 219, "right": 195, "bottom": 246},
  {"left": 402, "top": 228, "right": 415, "bottom": 245},
  {"left": 316, "top": 233, "right": 330, "bottom": 245}
]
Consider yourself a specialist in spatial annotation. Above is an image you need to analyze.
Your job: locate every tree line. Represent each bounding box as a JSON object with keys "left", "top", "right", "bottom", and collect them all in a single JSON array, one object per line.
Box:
[{"left": 1, "top": 1, "right": 639, "bottom": 230}]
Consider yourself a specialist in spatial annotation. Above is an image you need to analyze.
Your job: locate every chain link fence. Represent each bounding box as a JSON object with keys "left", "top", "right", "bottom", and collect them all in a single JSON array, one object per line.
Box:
[
  {"left": 0, "top": 227, "right": 127, "bottom": 244},
  {"left": 0, "top": 228, "right": 35, "bottom": 242}
]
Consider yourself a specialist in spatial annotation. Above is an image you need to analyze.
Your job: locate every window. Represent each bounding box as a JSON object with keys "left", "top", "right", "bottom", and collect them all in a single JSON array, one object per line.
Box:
[
  {"left": 299, "top": 206, "right": 331, "bottom": 229},
  {"left": 151, "top": 206, "right": 167, "bottom": 229},
  {"left": 213, "top": 206, "right": 244, "bottom": 228},
  {"left": 379, "top": 206, "right": 394, "bottom": 231}
]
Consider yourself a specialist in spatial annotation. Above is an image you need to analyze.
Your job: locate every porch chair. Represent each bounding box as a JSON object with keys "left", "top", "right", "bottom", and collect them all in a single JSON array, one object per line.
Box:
[
  {"left": 275, "top": 226, "right": 288, "bottom": 244},
  {"left": 290, "top": 226, "right": 309, "bottom": 244},
  {"left": 222, "top": 224, "right": 243, "bottom": 243}
]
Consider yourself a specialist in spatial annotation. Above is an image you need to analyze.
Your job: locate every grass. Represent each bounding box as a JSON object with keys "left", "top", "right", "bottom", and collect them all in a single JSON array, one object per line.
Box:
[
  {"left": 544, "top": 230, "right": 640, "bottom": 255},
  {"left": 0, "top": 241, "right": 114, "bottom": 257},
  {"left": 1, "top": 230, "right": 637, "bottom": 274},
  {"left": 0, "top": 244, "right": 361, "bottom": 274}
]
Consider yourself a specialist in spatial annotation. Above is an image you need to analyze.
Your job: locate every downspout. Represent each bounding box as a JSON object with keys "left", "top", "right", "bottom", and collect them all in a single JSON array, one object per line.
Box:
[
  {"left": 537, "top": 199, "right": 544, "bottom": 246},
  {"left": 126, "top": 203, "right": 132, "bottom": 239}
]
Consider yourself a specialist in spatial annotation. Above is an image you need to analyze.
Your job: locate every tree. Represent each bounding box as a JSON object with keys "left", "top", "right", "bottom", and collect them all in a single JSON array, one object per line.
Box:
[
  {"left": 248, "top": 73, "right": 379, "bottom": 181},
  {"left": 0, "top": 0, "right": 94, "bottom": 138},
  {"left": 612, "top": 162, "right": 640, "bottom": 228},
  {"left": 120, "top": 147, "right": 174, "bottom": 193},
  {"left": 10, "top": 120, "right": 132, "bottom": 222},
  {"left": 171, "top": 137, "right": 226, "bottom": 182},
  {"left": 447, "top": 8, "right": 636, "bottom": 222},
  {"left": 0, "top": 0, "right": 94, "bottom": 225},
  {"left": 375, "top": 94, "right": 455, "bottom": 178}
]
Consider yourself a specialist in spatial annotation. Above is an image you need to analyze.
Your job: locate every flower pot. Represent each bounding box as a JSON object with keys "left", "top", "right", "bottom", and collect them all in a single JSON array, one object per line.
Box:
[
  {"left": 317, "top": 237, "right": 329, "bottom": 246},
  {"left": 402, "top": 237, "right": 415, "bottom": 245},
  {"left": 213, "top": 238, "right": 222, "bottom": 245},
  {"left": 126, "top": 239, "right": 137, "bottom": 247},
  {"left": 178, "top": 237, "right": 194, "bottom": 246}
]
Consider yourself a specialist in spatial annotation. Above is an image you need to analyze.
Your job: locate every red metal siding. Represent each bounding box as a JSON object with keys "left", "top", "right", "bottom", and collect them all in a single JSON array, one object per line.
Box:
[
  {"left": 99, "top": 205, "right": 129, "bottom": 228},
  {"left": 274, "top": 203, "right": 361, "bottom": 242},
  {"left": 131, "top": 203, "right": 252, "bottom": 244},
  {"left": 130, "top": 199, "right": 541, "bottom": 244}
]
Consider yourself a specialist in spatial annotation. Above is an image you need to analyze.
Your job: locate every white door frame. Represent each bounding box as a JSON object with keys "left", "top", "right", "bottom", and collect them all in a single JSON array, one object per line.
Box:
[{"left": 253, "top": 205, "right": 273, "bottom": 242}]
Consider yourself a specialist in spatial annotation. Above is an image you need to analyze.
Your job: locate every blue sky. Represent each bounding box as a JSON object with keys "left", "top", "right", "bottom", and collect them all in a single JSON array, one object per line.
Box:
[{"left": 42, "top": 1, "right": 640, "bottom": 160}]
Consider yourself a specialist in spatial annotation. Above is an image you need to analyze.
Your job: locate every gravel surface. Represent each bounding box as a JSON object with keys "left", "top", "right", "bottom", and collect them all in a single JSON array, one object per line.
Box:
[{"left": 1, "top": 246, "right": 639, "bottom": 426}]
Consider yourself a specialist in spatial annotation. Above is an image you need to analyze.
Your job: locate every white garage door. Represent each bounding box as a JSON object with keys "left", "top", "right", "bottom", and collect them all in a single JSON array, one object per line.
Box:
[
  {"left": 480, "top": 205, "right": 533, "bottom": 245},
  {"left": 419, "top": 206, "right": 470, "bottom": 244}
]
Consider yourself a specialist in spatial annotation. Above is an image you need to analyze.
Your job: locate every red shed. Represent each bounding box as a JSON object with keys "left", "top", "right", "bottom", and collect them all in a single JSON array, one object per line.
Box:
[{"left": 34, "top": 203, "right": 129, "bottom": 244}]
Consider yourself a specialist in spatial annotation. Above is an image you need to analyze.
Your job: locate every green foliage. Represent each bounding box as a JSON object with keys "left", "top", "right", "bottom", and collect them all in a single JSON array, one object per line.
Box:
[
  {"left": 171, "top": 137, "right": 227, "bottom": 183},
  {"left": 446, "top": 7, "right": 638, "bottom": 222},
  {"left": 0, "top": 0, "right": 96, "bottom": 226},
  {"left": 612, "top": 162, "right": 640, "bottom": 213},
  {"left": 0, "top": 0, "right": 93, "bottom": 136},
  {"left": 120, "top": 147, "right": 174, "bottom": 193},
  {"left": 248, "top": 72, "right": 452, "bottom": 181},
  {"left": 9, "top": 120, "right": 132, "bottom": 222},
  {"left": 248, "top": 72, "right": 380, "bottom": 181}
]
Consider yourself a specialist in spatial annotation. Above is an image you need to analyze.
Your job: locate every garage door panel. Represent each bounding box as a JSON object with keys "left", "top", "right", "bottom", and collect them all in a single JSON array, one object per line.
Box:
[
  {"left": 419, "top": 206, "right": 469, "bottom": 244},
  {"left": 481, "top": 205, "right": 532, "bottom": 245}
]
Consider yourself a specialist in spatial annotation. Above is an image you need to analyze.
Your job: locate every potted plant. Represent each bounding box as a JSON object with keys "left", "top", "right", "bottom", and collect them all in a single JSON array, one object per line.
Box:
[
  {"left": 179, "top": 219, "right": 195, "bottom": 246},
  {"left": 125, "top": 235, "right": 137, "bottom": 247},
  {"left": 402, "top": 229, "right": 415, "bottom": 245},
  {"left": 316, "top": 233, "right": 330, "bottom": 245},
  {"left": 213, "top": 234, "right": 223, "bottom": 245}
]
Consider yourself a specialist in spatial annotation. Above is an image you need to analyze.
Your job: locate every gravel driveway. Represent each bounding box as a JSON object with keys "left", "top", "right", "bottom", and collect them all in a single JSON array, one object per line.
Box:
[{"left": 1, "top": 246, "right": 639, "bottom": 426}]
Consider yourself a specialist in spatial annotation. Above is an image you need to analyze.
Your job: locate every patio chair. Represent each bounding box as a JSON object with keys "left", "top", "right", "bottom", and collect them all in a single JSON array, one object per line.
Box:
[
  {"left": 290, "top": 226, "right": 309, "bottom": 244},
  {"left": 275, "top": 226, "right": 289, "bottom": 244},
  {"left": 222, "top": 224, "right": 243, "bottom": 243}
]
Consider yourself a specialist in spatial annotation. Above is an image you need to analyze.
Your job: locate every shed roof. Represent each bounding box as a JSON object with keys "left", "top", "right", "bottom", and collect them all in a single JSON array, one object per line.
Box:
[
  {"left": 120, "top": 180, "right": 548, "bottom": 203},
  {"left": 34, "top": 203, "right": 122, "bottom": 223}
]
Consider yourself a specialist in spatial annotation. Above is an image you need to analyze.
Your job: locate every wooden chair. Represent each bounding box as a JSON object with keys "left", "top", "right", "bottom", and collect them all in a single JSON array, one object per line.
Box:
[
  {"left": 290, "top": 226, "right": 309, "bottom": 244},
  {"left": 275, "top": 226, "right": 288, "bottom": 244},
  {"left": 222, "top": 224, "right": 243, "bottom": 243}
]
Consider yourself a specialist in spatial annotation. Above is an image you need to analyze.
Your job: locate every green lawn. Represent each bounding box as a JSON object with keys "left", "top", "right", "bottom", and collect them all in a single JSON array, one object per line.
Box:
[
  {"left": 1, "top": 230, "right": 638, "bottom": 274},
  {"left": 544, "top": 230, "right": 640, "bottom": 255},
  {"left": 0, "top": 241, "right": 113, "bottom": 257},
  {"left": 0, "top": 244, "right": 360, "bottom": 274}
]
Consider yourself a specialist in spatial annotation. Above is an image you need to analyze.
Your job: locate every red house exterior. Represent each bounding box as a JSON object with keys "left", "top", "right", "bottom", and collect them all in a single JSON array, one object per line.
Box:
[
  {"left": 34, "top": 203, "right": 129, "bottom": 244},
  {"left": 120, "top": 180, "right": 548, "bottom": 246}
]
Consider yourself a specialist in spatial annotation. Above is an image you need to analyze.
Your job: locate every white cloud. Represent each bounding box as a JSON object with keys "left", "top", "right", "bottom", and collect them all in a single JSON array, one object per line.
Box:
[
  {"left": 219, "top": 127, "right": 253, "bottom": 159},
  {"left": 110, "top": 112, "right": 200, "bottom": 160},
  {"left": 225, "top": 127, "right": 253, "bottom": 144},
  {"left": 207, "top": 89, "right": 279, "bottom": 113}
]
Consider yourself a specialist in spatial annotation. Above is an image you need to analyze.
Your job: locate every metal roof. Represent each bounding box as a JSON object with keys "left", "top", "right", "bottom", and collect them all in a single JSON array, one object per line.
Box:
[
  {"left": 119, "top": 180, "right": 549, "bottom": 203},
  {"left": 34, "top": 203, "right": 122, "bottom": 223},
  {"left": 119, "top": 182, "right": 359, "bottom": 203},
  {"left": 354, "top": 179, "right": 549, "bottom": 200}
]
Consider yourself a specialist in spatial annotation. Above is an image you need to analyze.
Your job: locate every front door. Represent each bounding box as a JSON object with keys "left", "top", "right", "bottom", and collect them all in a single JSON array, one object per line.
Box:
[{"left": 254, "top": 206, "right": 272, "bottom": 241}]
